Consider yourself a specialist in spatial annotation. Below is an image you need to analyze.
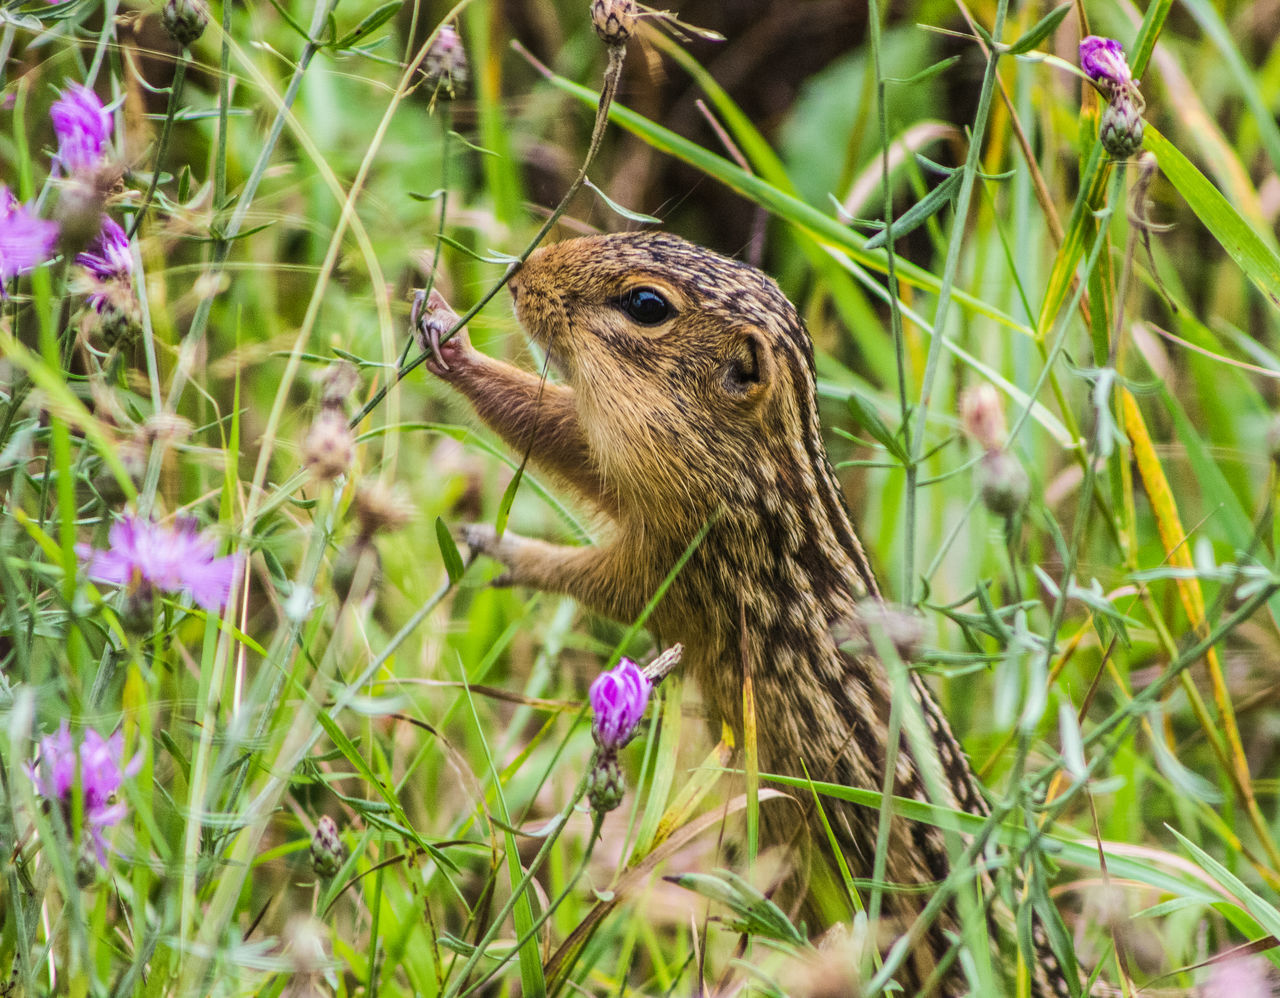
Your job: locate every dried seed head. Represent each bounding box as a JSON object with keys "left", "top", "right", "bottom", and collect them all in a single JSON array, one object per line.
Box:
[
  {"left": 591, "top": 0, "right": 638, "bottom": 45},
  {"left": 960, "top": 383, "right": 1007, "bottom": 452},
  {"left": 352, "top": 481, "right": 413, "bottom": 538},
  {"left": 318, "top": 360, "right": 360, "bottom": 411},
  {"left": 310, "top": 815, "right": 346, "bottom": 879},
  {"left": 163, "top": 0, "right": 209, "bottom": 47},
  {"left": 424, "top": 24, "right": 468, "bottom": 100},
  {"left": 303, "top": 408, "right": 354, "bottom": 482},
  {"left": 977, "top": 449, "right": 1030, "bottom": 518}
]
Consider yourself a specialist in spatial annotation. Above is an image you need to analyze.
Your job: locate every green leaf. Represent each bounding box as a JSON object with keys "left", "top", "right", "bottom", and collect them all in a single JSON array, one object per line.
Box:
[
  {"left": 584, "top": 177, "right": 662, "bottom": 224},
  {"left": 1005, "top": 3, "right": 1071, "bottom": 55},
  {"left": 331, "top": 3, "right": 400, "bottom": 50},
  {"left": 494, "top": 462, "right": 525, "bottom": 538},
  {"left": 1168, "top": 826, "right": 1280, "bottom": 940},
  {"left": 885, "top": 55, "right": 961, "bottom": 85},
  {"left": 864, "top": 168, "right": 961, "bottom": 250},
  {"left": 1146, "top": 125, "right": 1280, "bottom": 310},
  {"left": 665, "top": 870, "right": 807, "bottom": 948},
  {"left": 846, "top": 390, "right": 907, "bottom": 461},
  {"left": 435, "top": 517, "right": 465, "bottom": 584}
]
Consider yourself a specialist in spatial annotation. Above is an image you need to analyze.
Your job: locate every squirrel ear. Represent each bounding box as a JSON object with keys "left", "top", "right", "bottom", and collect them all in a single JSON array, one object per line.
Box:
[{"left": 721, "top": 327, "right": 775, "bottom": 402}]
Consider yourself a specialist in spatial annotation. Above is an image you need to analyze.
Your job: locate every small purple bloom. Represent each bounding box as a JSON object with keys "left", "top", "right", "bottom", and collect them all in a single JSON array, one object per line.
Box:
[
  {"left": 51, "top": 82, "right": 112, "bottom": 175},
  {"left": 0, "top": 185, "right": 60, "bottom": 288},
  {"left": 76, "top": 215, "right": 132, "bottom": 311},
  {"left": 29, "top": 721, "right": 142, "bottom": 866},
  {"left": 76, "top": 216, "right": 131, "bottom": 281},
  {"left": 1079, "top": 36, "right": 1133, "bottom": 91},
  {"left": 589, "top": 658, "right": 653, "bottom": 750},
  {"left": 77, "top": 515, "right": 242, "bottom": 612}
]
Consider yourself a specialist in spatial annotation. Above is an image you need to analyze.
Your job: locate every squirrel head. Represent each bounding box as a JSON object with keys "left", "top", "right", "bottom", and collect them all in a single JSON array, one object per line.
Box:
[{"left": 509, "top": 231, "right": 824, "bottom": 523}]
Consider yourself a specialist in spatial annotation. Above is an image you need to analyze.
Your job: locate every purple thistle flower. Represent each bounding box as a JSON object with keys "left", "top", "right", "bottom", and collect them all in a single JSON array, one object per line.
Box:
[
  {"left": 76, "top": 215, "right": 132, "bottom": 312},
  {"left": 1079, "top": 36, "right": 1133, "bottom": 92},
  {"left": 0, "top": 185, "right": 60, "bottom": 288},
  {"left": 29, "top": 721, "right": 142, "bottom": 866},
  {"left": 76, "top": 215, "right": 131, "bottom": 282},
  {"left": 589, "top": 658, "right": 653, "bottom": 750},
  {"left": 51, "top": 82, "right": 112, "bottom": 175},
  {"left": 77, "top": 515, "right": 242, "bottom": 612}
]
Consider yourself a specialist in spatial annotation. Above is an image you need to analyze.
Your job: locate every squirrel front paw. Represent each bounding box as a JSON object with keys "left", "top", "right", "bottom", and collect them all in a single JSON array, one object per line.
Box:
[
  {"left": 458, "top": 522, "right": 515, "bottom": 587},
  {"left": 410, "top": 288, "right": 474, "bottom": 378}
]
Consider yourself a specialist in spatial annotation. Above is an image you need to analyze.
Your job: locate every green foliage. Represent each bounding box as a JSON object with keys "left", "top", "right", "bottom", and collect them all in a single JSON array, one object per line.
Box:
[{"left": 2, "top": 0, "right": 1280, "bottom": 995}]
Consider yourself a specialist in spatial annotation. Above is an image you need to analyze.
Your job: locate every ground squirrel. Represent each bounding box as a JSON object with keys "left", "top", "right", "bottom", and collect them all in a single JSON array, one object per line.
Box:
[{"left": 424, "top": 231, "right": 1070, "bottom": 996}]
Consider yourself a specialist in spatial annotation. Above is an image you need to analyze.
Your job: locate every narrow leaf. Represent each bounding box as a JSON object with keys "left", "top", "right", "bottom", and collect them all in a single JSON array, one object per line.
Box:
[
  {"left": 1146, "top": 126, "right": 1280, "bottom": 310},
  {"left": 332, "top": 2, "right": 400, "bottom": 49},
  {"left": 435, "top": 517, "right": 465, "bottom": 584},
  {"left": 1005, "top": 3, "right": 1072, "bottom": 55},
  {"left": 864, "top": 169, "right": 961, "bottom": 250}
]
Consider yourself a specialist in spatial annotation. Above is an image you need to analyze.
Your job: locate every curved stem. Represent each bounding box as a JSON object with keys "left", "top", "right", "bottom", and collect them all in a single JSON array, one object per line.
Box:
[{"left": 128, "top": 55, "right": 188, "bottom": 239}]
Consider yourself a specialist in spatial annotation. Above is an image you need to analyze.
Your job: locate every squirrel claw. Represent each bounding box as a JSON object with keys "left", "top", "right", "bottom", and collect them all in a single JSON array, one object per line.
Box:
[{"left": 410, "top": 287, "right": 458, "bottom": 372}]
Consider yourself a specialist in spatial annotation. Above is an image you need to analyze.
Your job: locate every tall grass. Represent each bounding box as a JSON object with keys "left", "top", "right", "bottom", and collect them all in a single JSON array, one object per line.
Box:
[{"left": 2, "top": 0, "right": 1280, "bottom": 994}]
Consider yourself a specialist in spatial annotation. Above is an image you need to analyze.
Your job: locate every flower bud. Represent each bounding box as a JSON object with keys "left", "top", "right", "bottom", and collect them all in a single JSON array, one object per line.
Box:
[
  {"left": 310, "top": 815, "right": 346, "bottom": 879},
  {"left": 1099, "top": 87, "right": 1145, "bottom": 159},
  {"left": 424, "top": 24, "right": 468, "bottom": 100},
  {"left": 977, "top": 449, "right": 1030, "bottom": 519},
  {"left": 163, "top": 0, "right": 209, "bottom": 48},
  {"left": 318, "top": 360, "right": 359, "bottom": 411},
  {"left": 960, "top": 384, "right": 1007, "bottom": 452},
  {"left": 586, "top": 749, "right": 625, "bottom": 813},
  {"left": 303, "top": 408, "right": 354, "bottom": 483},
  {"left": 95, "top": 296, "right": 144, "bottom": 350},
  {"left": 591, "top": 0, "right": 638, "bottom": 45}
]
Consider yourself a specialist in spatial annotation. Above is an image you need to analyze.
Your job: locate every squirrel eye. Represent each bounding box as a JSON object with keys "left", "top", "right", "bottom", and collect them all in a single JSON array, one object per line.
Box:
[{"left": 618, "top": 287, "right": 672, "bottom": 326}]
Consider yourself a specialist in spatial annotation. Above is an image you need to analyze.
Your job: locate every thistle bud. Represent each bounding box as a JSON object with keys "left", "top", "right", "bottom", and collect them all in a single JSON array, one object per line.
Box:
[
  {"left": 586, "top": 749, "right": 625, "bottom": 814},
  {"left": 424, "top": 24, "right": 468, "bottom": 101},
  {"left": 163, "top": 0, "right": 209, "bottom": 48},
  {"left": 310, "top": 815, "right": 346, "bottom": 879},
  {"left": 977, "top": 449, "right": 1030, "bottom": 519},
  {"left": 303, "top": 408, "right": 354, "bottom": 483},
  {"left": 960, "top": 384, "right": 1007, "bottom": 452},
  {"left": 1099, "top": 88, "right": 1146, "bottom": 159},
  {"left": 591, "top": 0, "right": 638, "bottom": 45},
  {"left": 318, "top": 360, "right": 359, "bottom": 411}
]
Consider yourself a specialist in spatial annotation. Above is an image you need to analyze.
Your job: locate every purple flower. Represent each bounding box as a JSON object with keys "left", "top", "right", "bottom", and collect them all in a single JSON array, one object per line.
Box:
[
  {"left": 29, "top": 721, "right": 142, "bottom": 866},
  {"left": 77, "top": 515, "right": 242, "bottom": 612},
  {"left": 589, "top": 658, "right": 652, "bottom": 750},
  {"left": 0, "top": 185, "right": 60, "bottom": 288},
  {"left": 51, "top": 82, "right": 112, "bottom": 175},
  {"left": 76, "top": 216, "right": 131, "bottom": 281},
  {"left": 76, "top": 215, "right": 132, "bottom": 311},
  {"left": 1079, "top": 36, "right": 1133, "bottom": 92}
]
